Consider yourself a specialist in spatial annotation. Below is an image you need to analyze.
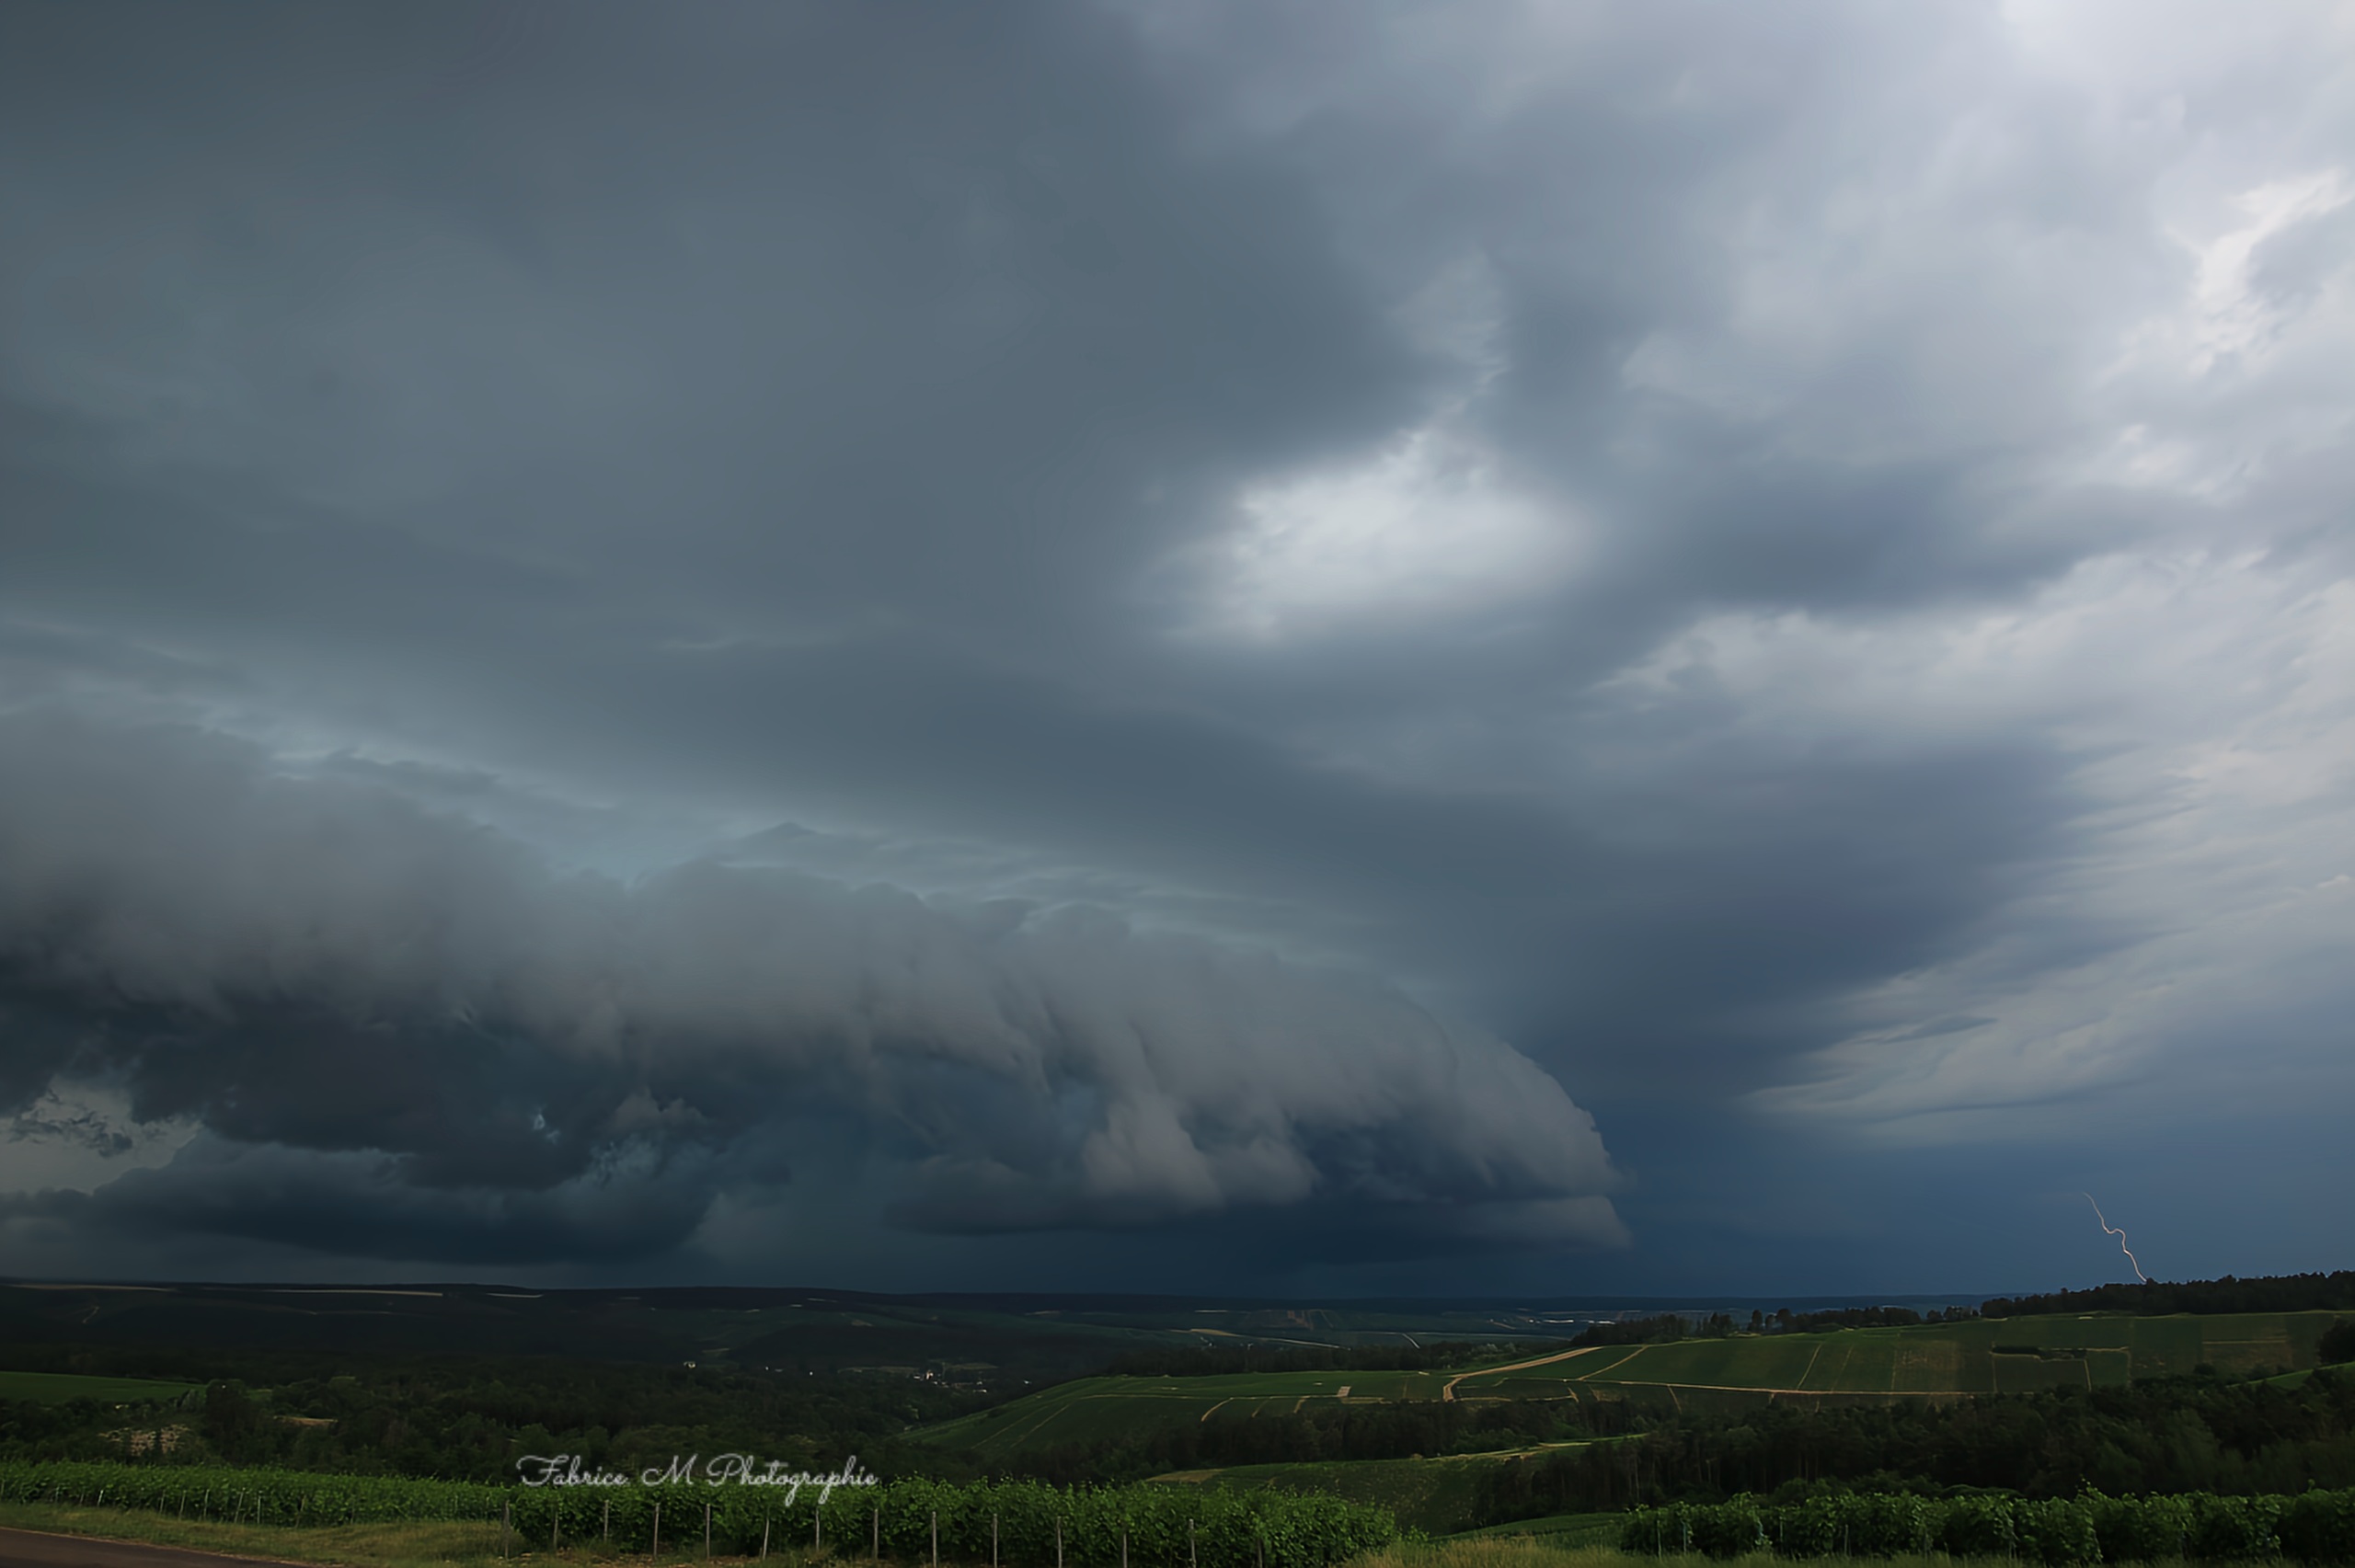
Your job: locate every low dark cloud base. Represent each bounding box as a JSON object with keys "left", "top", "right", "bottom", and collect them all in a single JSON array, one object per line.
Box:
[{"left": 0, "top": 711, "right": 1622, "bottom": 1271}]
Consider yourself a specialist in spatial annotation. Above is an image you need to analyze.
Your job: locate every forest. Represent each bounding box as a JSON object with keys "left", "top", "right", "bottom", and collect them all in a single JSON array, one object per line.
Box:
[{"left": 1983, "top": 1274, "right": 2355, "bottom": 1319}]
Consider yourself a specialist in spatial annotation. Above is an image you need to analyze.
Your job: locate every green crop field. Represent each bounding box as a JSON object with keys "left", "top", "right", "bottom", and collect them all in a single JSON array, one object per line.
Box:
[
  {"left": 0, "top": 1370, "right": 199, "bottom": 1406},
  {"left": 920, "top": 1368, "right": 1458, "bottom": 1458},
  {"left": 1152, "top": 1446, "right": 1600, "bottom": 1536},
  {"left": 914, "top": 1311, "right": 2352, "bottom": 1459},
  {"left": 1444, "top": 1310, "right": 2343, "bottom": 1412},
  {"left": 921, "top": 1367, "right": 1467, "bottom": 1456},
  {"left": 1445, "top": 1510, "right": 1624, "bottom": 1545}
]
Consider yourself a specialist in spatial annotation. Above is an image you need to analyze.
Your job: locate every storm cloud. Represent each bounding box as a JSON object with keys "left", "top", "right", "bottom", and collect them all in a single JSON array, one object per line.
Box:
[
  {"left": 0, "top": 713, "right": 1620, "bottom": 1264},
  {"left": 1, "top": 0, "right": 2351, "bottom": 1289}
]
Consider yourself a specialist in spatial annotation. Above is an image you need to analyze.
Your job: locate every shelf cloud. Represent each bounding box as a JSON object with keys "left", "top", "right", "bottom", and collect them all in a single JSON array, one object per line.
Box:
[{"left": 0, "top": 713, "right": 1621, "bottom": 1265}]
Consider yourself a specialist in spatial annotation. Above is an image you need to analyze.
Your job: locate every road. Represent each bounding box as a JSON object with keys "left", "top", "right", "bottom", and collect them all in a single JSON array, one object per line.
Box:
[{"left": 0, "top": 1529, "right": 297, "bottom": 1568}]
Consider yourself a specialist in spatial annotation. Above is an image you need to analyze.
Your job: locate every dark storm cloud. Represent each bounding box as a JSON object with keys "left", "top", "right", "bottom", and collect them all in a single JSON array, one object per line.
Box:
[
  {"left": 7, "top": 1139, "right": 713, "bottom": 1266},
  {"left": 1, "top": 0, "right": 2350, "bottom": 1287},
  {"left": 0, "top": 1, "right": 1417, "bottom": 654},
  {"left": 0, "top": 713, "right": 1620, "bottom": 1264}
]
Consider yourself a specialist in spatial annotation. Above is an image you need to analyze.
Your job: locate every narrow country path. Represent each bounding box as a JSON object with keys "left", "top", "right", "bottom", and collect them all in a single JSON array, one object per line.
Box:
[
  {"left": 1441, "top": 1344, "right": 1603, "bottom": 1402},
  {"left": 0, "top": 1528, "right": 297, "bottom": 1568}
]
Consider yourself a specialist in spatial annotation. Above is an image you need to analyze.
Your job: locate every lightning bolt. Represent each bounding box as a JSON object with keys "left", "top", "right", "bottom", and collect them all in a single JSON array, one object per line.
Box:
[{"left": 2083, "top": 1193, "right": 2149, "bottom": 1284}]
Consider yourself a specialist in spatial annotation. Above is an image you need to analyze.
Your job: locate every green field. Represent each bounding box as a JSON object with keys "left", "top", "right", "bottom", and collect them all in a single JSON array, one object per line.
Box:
[
  {"left": 0, "top": 1369, "right": 198, "bottom": 1405},
  {"left": 915, "top": 1311, "right": 2352, "bottom": 1458},
  {"left": 1445, "top": 1512, "right": 1624, "bottom": 1546},
  {"left": 1445, "top": 1310, "right": 2345, "bottom": 1413},
  {"left": 1153, "top": 1447, "right": 1599, "bottom": 1536},
  {"left": 919, "top": 1367, "right": 1464, "bottom": 1458}
]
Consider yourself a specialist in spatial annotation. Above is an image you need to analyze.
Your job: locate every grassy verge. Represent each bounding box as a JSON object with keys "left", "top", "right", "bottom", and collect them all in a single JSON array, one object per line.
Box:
[
  {"left": 0, "top": 1512, "right": 2237, "bottom": 1568},
  {"left": 1357, "top": 1548, "right": 2041, "bottom": 1568},
  {"left": 0, "top": 1502, "right": 833, "bottom": 1568}
]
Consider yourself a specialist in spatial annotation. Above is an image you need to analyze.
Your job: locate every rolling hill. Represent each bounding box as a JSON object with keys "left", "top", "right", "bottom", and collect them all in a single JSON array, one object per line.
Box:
[{"left": 914, "top": 1310, "right": 2352, "bottom": 1458}]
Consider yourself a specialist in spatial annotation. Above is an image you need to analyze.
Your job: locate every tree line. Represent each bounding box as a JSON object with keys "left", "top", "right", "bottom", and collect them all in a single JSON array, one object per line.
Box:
[
  {"left": 1097, "top": 1341, "right": 1518, "bottom": 1378},
  {"left": 1984, "top": 1271, "right": 2355, "bottom": 1319},
  {"left": 1560, "top": 1305, "right": 1980, "bottom": 1347}
]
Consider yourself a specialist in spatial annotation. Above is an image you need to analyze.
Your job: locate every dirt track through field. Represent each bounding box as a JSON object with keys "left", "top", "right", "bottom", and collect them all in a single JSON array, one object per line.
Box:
[
  {"left": 1441, "top": 1345, "right": 1599, "bottom": 1402},
  {"left": 0, "top": 1528, "right": 296, "bottom": 1568}
]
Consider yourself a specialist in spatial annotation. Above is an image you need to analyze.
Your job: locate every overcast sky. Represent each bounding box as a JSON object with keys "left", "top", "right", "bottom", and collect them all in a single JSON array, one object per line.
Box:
[{"left": 2, "top": 0, "right": 2351, "bottom": 1297}]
